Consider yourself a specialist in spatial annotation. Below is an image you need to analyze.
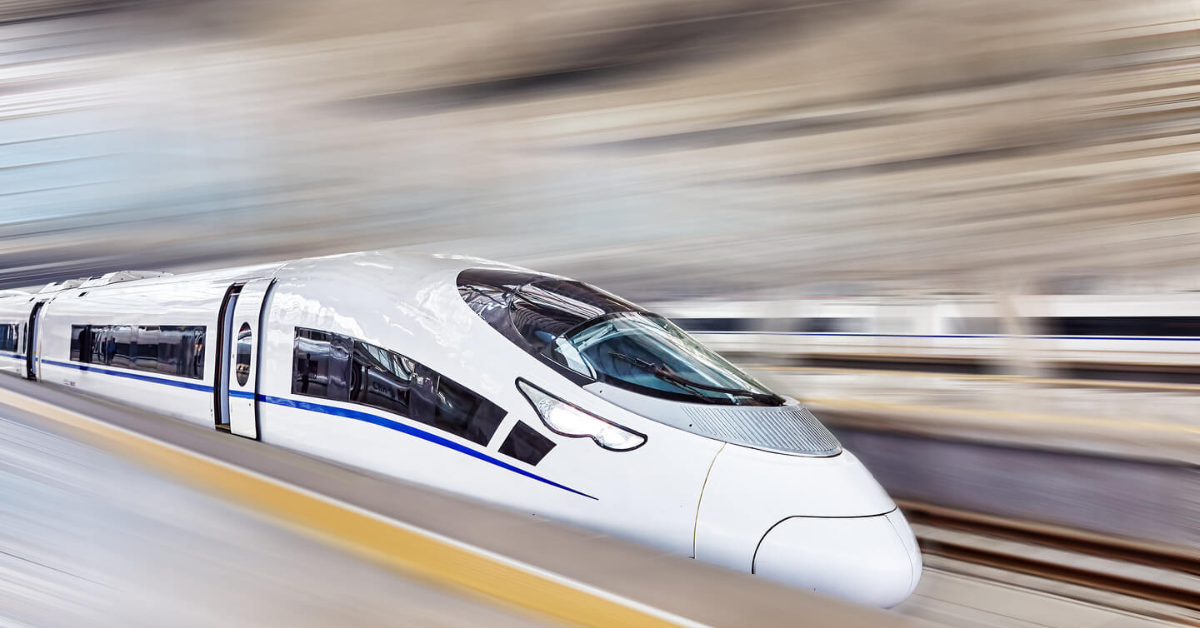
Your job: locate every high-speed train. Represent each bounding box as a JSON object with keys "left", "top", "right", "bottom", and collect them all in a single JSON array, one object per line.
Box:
[{"left": 0, "top": 251, "right": 921, "bottom": 607}]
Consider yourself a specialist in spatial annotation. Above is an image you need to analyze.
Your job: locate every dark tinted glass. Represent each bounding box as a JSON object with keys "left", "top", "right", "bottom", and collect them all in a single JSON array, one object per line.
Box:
[
  {"left": 136, "top": 326, "right": 159, "bottom": 370},
  {"left": 457, "top": 268, "right": 641, "bottom": 357},
  {"left": 110, "top": 325, "right": 133, "bottom": 368},
  {"left": 292, "top": 328, "right": 351, "bottom": 401},
  {"left": 428, "top": 375, "right": 506, "bottom": 446},
  {"left": 1042, "top": 317, "right": 1200, "bottom": 337},
  {"left": 1, "top": 324, "right": 19, "bottom": 353},
  {"left": 235, "top": 323, "right": 252, "bottom": 386},
  {"left": 69, "top": 324, "right": 204, "bottom": 378},
  {"left": 553, "top": 313, "right": 783, "bottom": 406},
  {"left": 499, "top": 422, "right": 556, "bottom": 466},
  {"left": 292, "top": 326, "right": 506, "bottom": 447},
  {"left": 91, "top": 326, "right": 111, "bottom": 364},
  {"left": 350, "top": 340, "right": 413, "bottom": 416}
]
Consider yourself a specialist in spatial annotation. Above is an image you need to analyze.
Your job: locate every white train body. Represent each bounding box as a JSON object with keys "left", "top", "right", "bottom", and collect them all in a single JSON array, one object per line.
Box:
[{"left": 0, "top": 251, "right": 921, "bottom": 608}]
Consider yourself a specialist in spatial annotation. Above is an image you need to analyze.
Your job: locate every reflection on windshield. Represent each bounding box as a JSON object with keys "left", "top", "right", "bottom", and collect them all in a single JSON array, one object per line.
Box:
[{"left": 551, "top": 313, "right": 784, "bottom": 406}]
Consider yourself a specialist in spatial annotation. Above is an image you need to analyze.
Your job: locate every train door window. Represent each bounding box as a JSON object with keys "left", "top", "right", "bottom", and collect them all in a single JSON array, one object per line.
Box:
[
  {"left": 292, "top": 328, "right": 350, "bottom": 401},
  {"left": 426, "top": 373, "right": 506, "bottom": 446},
  {"left": 110, "top": 325, "right": 134, "bottom": 368},
  {"left": 187, "top": 327, "right": 206, "bottom": 379},
  {"left": 3, "top": 324, "right": 21, "bottom": 352},
  {"left": 135, "top": 326, "right": 160, "bottom": 372},
  {"left": 499, "top": 421, "right": 556, "bottom": 466},
  {"left": 235, "top": 323, "right": 252, "bottom": 386},
  {"left": 349, "top": 340, "right": 413, "bottom": 416}
]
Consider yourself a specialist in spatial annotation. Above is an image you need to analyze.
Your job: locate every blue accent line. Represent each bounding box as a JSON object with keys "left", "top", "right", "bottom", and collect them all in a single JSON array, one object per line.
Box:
[
  {"left": 44, "top": 359, "right": 213, "bottom": 392},
  {"left": 0, "top": 351, "right": 25, "bottom": 360},
  {"left": 259, "top": 394, "right": 597, "bottom": 500},
  {"left": 40, "top": 358, "right": 595, "bottom": 500},
  {"left": 696, "top": 331, "right": 1200, "bottom": 341}
]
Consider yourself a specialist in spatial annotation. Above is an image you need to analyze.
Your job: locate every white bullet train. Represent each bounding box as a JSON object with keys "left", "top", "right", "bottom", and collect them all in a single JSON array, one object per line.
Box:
[{"left": 0, "top": 251, "right": 922, "bottom": 607}]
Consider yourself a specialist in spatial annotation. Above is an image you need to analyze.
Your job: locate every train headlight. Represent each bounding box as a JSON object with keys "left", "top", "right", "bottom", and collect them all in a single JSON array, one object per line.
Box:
[{"left": 517, "top": 380, "right": 646, "bottom": 452}]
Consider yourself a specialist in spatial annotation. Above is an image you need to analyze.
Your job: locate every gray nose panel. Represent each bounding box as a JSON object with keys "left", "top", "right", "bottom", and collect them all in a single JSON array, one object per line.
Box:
[{"left": 681, "top": 404, "right": 842, "bottom": 456}]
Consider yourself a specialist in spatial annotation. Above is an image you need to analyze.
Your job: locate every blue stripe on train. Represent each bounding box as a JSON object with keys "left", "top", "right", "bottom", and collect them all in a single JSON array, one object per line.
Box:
[{"left": 41, "top": 359, "right": 595, "bottom": 500}]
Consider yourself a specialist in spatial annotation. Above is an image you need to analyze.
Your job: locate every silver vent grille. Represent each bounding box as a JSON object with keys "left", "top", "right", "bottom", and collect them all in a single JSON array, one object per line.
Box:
[{"left": 681, "top": 404, "right": 842, "bottom": 456}]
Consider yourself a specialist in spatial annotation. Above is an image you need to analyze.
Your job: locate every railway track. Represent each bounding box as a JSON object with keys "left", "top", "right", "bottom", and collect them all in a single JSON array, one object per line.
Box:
[{"left": 901, "top": 500, "right": 1200, "bottom": 617}]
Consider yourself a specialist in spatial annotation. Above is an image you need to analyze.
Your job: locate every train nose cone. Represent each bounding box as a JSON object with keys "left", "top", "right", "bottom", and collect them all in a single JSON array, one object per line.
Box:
[
  {"left": 753, "top": 510, "right": 922, "bottom": 608},
  {"left": 693, "top": 444, "right": 921, "bottom": 606}
]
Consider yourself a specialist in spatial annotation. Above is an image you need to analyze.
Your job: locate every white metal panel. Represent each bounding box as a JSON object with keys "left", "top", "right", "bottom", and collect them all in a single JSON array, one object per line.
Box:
[
  {"left": 227, "top": 278, "right": 274, "bottom": 439},
  {"left": 694, "top": 445, "right": 896, "bottom": 572},
  {"left": 753, "top": 513, "right": 918, "bottom": 608}
]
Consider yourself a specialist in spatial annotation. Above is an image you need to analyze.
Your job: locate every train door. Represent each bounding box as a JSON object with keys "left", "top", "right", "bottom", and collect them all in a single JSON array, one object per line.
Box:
[
  {"left": 213, "top": 284, "right": 242, "bottom": 431},
  {"left": 215, "top": 279, "right": 273, "bottom": 440},
  {"left": 25, "top": 301, "right": 45, "bottom": 380}
]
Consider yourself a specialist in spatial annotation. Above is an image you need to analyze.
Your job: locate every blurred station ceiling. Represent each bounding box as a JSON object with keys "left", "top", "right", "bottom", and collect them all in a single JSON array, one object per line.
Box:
[{"left": 2, "top": 0, "right": 1199, "bottom": 297}]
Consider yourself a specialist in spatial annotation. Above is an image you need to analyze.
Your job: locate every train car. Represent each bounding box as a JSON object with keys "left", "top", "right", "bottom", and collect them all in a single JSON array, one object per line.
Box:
[
  {"left": 655, "top": 297, "right": 1010, "bottom": 366},
  {"left": 655, "top": 294, "right": 1200, "bottom": 380},
  {"left": 0, "top": 250, "right": 922, "bottom": 608}
]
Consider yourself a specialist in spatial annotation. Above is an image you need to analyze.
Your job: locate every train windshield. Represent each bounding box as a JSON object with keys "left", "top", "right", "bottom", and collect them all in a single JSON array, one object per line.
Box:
[
  {"left": 552, "top": 313, "right": 784, "bottom": 406},
  {"left": 457, "top": 268, "right": 784, "bottom": 406}
]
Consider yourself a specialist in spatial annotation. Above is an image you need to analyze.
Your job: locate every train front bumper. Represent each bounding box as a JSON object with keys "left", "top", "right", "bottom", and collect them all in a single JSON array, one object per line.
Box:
[
  {"left": 694, "top": 443, "right": 922, "bottom": 607},
  {"left": 753, "top": 509, "right": 921, "bottom": 608}
]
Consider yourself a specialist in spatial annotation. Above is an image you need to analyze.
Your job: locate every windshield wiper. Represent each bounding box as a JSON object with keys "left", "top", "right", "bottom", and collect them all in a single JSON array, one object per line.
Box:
[{"left": 608, "top": 352, "right": 781, "bottom": 404}]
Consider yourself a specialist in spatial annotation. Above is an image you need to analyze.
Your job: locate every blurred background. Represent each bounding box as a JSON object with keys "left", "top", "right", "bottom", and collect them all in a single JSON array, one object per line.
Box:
[{"left": 1, "top": 0, "right": 1198, "bottom": 625}]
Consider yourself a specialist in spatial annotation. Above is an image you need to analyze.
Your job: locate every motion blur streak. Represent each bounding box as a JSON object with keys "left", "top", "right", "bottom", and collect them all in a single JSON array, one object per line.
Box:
[
  {"left": 1, "top": 0, "right": 1198, "bottom": 295},
  {"left": 3, "top": 0, "right": 1200, "bottom": 626}
]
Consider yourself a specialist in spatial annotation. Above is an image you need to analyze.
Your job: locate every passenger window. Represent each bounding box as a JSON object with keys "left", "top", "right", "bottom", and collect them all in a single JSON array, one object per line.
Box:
[
  {"left": 499, "top": 421, "right": 556, "bottom": 466},
  {"left": 187, "top": 327, "right": 206, "bottom": 379},
  {"left": 292, "top": 328, "right": 350, "bottom": 401},
  {"left": 428, "top": 374, "right": 506, "bottom": 446},
  {"left": 136, "top": 326, "right": 160, "bottom": 372},
  {"left": 1, "top": 324, "right": 21, "bottom": 352},
  {"left": 350, "top": 340, "right": 412, "bottom": 416},
  {"left": 110, "top": 325, "right": 133, "bottom": 368},
  {"left": 235, "top": 323, "right": 252, "bottom": 386}
]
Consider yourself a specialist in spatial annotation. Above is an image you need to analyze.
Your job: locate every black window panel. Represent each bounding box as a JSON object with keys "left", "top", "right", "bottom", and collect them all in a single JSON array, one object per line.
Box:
[
  {"left": 157, "top": 326, "right": 183, "bottom": 375},
  {"left": 70, "top": 325, "right": 95, "bottom": 363},
  {"left": 428, "top": 373, "right": 506, "bottom": 446},
  {"left": 91, "top": 326, "right": 111, "bottom": 364},
  {"left": 70, "top": 325, "right": 83, "bottom": 360},
  {"left": 350, "top": 340, "right": 413, "bottom": 417},
  {"left": 457, "top": 268, "right": 642, "bottom": 357},
  {"left": 109, "top": 326, "right": 134, "bottom": 368},
  {"left": 135, "top": 326, "right": 159, "bottom": 372},
  {"left": 292, "top": 328, "right": 351, "bottom": 401},
  {"left": 187, "top": 328, "right": 206, "bottom": 379},
  {"left": 0, "top": 324, "right": 17, "bottom": 352},
  {"left": 292, "top": 327, "right": 506, "bottom": 447},
  {"left": 1041, "top": 317, "right": 1200, "bottom": 337},
  {"left": 499, "top": 421, "right": 556, "bottom": 466},
  {"left": 69, "top": 324, "right": 203, "bottom": 378}
]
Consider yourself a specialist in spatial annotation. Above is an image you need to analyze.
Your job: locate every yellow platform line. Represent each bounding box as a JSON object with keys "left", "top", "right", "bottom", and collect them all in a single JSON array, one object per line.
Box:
[
  {"left": 800, "top": 396, "right": 1200, "bottom": 436},
  {"left": 749, "top": 365, "right": 1200, "bottom": 393},
  {"left": 0, "top": 388, "right": 700, "bottom": 628}
]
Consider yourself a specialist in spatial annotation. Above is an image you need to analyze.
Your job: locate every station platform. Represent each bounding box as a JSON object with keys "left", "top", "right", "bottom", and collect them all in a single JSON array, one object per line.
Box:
[
  {"left": 0, "top": 376, "right": 933, "bottom": 628},
  {"left": 2, "top": 377, "right": 1189, "bottom": 628}
]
